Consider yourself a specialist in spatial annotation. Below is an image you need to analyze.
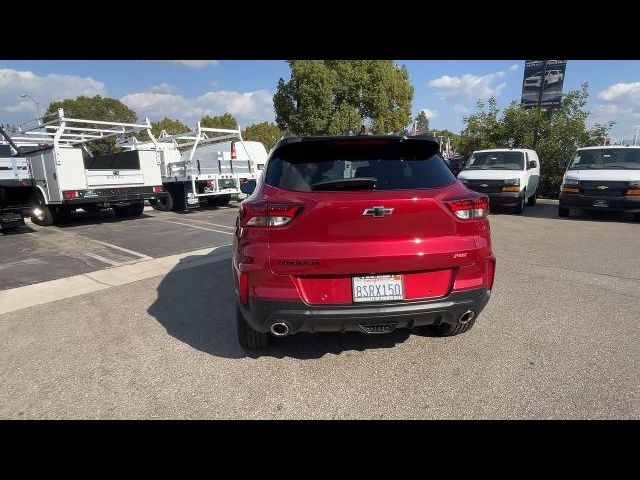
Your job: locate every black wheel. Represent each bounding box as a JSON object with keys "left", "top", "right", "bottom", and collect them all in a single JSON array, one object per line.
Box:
[
  {"left": 82, "top": 204, "right": 100, "bottom": 213},
  {"left": 216, "top": 194, "right": 231, "bottom": 207},
  {"left": 431, "top": 318, "right": 476, "bottom": 336},
  {"left": 633, "top": 212, "right": 640, "bottom": 222},
  {"left": 527, "top": 193, "right": 537, "bottom": 206},
  {"left": 55, "top": 206, "right": 73, "bottom": 224},
  {"left": 129, "top": 202, "right": 144, "bottom": 216},
  {"left": 236, "top": 306, "right": 269, "bottom": 350},
  {"left": 30, "top": 190, "right": 55, "bottom": 226},
  {"left": 513, "top": 191, "right": 525, "bottom": 214},
  {"left": 150, "top": 193, "right": 173, "bottom": 211},
  {"left": 558, "top": 205, "right": 570, "bottom": 217}
]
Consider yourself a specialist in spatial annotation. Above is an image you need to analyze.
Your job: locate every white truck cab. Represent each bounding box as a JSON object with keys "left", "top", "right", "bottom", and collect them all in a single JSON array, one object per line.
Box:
[
  {"left": 559, "top": 145, "right": 640, "bottom": 220},
  {"left": 457, "top": 148, "right": 541, "bottom": 214}
]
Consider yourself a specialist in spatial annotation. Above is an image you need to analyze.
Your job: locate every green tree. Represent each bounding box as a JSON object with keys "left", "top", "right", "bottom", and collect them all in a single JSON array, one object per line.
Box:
[
  {"left": 242, "top": 122, "right": 284, "bottom": 151},
  {"left": 200, "top": 113, "right": 238, "bottom": 130},
  {"left": 458, "top": 84, "right": 614, "bottom": 197},
  {"left": 415, "top": 110, "right": 429, "bottom": 132},
  {"left": 46, "top": 95, "right": 139, "bottom": 155},
  {"left": 274, "top": 60, "right": 413, "bottom": 135}
]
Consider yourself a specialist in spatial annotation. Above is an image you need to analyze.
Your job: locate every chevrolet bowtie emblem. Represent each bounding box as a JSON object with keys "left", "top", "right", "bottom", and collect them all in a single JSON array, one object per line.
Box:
[
  {"left": 480, "top": 184, "right": 489, "bottom": 188},
  {"left": 597, "top": 186, "right": 608, "bottom": 190},
  {"left": 363, "top": 206, "right": 394, "bottom": 218}
]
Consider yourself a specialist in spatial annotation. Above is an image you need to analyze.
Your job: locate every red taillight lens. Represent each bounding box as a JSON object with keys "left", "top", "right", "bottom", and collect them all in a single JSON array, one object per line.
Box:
[
  {"left": 153, "top": 185, "right": 165, "bottom": 193},
  {"left": 445, "top": 196, "right": 488, "bottom": 219},
  {"left": 239, "top": 178, "right": 247, "bottom": 185},
  {"left": 231, "top": 142, "right": 237, "bottom": 160},
  {"left": 62, "top": 190, "right": 77, "bottom": 199},
  {"left": 238, "top": 271, "right": 249, "bottom": 304},
  {"left": 242, "top": 201, "right": 303, "bottom": 227}
]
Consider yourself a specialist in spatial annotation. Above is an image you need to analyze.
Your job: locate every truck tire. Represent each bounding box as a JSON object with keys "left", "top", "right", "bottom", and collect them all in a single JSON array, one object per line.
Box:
[
  {"left": 236, "top": 306, "right": 269, "bottom": 350},
  {"left": 150, "top": 193, "right": 173, "bottom": 211},
  {"left": 209, "top": 194, "right": 231, "bottom": 208},
  {"left": 513, "top": 191, "right": 525, "bottom": 214},
  {"left": 55, "top": 206, "right": 73, "bottom": 224},
  {"left": 113, "top": 202, "right": 144, "bottom": 218},
  {"left": 431, "top": 318, "right": 476, "bottom": 336},
  {"left": 31, "top": 190, "right": 56, "bottom": 226},
  {"left": 558, "top": 206, "right": 570, "bottom": 217},
  {"left": 527, "top": 193, "right": 537, "bottom": 206},
  {"left": 633, "top": 212, "right": 640, "bottom": 222}
]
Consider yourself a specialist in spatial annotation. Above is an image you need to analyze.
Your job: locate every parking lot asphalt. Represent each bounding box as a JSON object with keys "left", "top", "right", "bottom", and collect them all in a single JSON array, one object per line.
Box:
[{"left": 1, "top": 199, "right": 638, "bottom": 419}]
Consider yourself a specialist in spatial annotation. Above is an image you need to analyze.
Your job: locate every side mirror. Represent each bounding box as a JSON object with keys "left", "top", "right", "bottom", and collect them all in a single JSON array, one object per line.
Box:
[
  {"left": 240, "top": 179, "right": 256, "bottom": 195},
  {"left": 528, "top": 160, "right": 538, "bottom": 169},
  {"left": 562, "top": 160, "right": 568, "bottom": 168}
]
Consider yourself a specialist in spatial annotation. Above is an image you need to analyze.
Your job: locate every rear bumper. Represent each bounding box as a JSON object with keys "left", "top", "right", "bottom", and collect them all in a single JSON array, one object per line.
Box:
[
  {"left": 487, "top": 191, "right": 525, "bottom": 206},
  {"left": 560, "top": 193, "right": 640, "bottom": 212},
  {"left": 61, "top": 186, "right": 158, "bottom": 205},
  {"left": 239, "top": 288, "right": 491, "bottom": 334}
]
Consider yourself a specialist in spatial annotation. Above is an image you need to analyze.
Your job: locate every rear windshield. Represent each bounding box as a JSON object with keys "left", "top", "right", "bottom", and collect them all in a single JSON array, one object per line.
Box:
[{"left": 264, "top": 139, "right": 455, "bottom": 192}]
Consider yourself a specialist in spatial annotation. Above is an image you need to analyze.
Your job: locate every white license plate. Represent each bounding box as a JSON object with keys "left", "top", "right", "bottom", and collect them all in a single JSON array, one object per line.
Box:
[{"left": 352, "top": 275, "right": 404, "bottom": 303}]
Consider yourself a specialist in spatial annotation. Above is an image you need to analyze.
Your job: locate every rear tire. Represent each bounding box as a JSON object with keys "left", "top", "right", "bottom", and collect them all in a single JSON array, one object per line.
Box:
[
  {"left": 633, "top": 212, "right": 640, "bottom": 222},
  {"left": 431, "top": 318, "right": 476, "bottom": 336},
  {"left": 113, "top": 202, "right": 144, "bottom": 218},
  {"left": 236, "top": 306, "right": 269, "bottom": 350},
  {"left": 150, "top": 193, "right": 173, "bottom": 211},
  {"left": 208, "top": 194, "right": 232, "bottom": 208},
  {"left": 31, "top": 190, "right": 55, "bottom": 226},
  {"left": 558, "top": 205, "right": 570, "bottom": 217},
  {"left": 527, "top": 193, "right": 537, "bottom": 206}
]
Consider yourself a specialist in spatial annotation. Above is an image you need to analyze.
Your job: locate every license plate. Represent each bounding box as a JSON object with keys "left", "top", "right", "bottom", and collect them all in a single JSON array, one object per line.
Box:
[
  {"left": 187, "top": 195, "right": 199, "bottom": 205},
  {"left": 352, "top": 275, "right": 404, "bottom": 303},
  {"left": 593, "top": 199, "right": 609, "bottom": 208}
]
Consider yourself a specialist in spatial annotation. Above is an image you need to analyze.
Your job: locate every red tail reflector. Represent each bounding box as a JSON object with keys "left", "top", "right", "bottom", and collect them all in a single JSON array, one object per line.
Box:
[
  {"left": 230, "top": 142, "right": 237, "bottom": 160},
  {"left": 242, "top": 202, "right": 303, "bottom": 227},
  {"left": 62, "top": 190, "right": 77, "bottom": 199},
  {"left": 152, "top": 185, "right": 165, "bottom": 193},
  {"left": 239, "top": 271, "right": 249, "bottom": 304},
  {"left": 445, "top": 196, "right": 488, "bottom": 219}
]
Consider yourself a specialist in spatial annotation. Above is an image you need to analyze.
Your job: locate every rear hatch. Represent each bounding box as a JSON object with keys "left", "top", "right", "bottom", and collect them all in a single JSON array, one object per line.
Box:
[{"left": 259, "top": 137, "right": 483, "bottom": 303}]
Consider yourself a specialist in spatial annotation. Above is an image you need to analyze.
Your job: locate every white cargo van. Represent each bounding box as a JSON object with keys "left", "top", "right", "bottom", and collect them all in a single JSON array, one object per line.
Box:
[
  {"left": 559, "top": 146, "right": 640, "bottom": 220},
  {"left": 457, "top": 148, "right": 541, "bottom": 214}
]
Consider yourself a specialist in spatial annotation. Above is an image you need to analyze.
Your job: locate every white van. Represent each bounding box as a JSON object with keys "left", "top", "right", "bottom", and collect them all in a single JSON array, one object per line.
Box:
[
  {"left": 559, "top": 146, "right": 640, "bottom": 220},
  {"left": 457, "top": 148, "right": 541, "bottom": 214}
]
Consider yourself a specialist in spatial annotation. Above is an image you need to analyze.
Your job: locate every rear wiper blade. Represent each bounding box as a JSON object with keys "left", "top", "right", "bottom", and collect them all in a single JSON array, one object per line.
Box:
[{"left": 311, "top": 177, "right": 377, "bottom": 191}]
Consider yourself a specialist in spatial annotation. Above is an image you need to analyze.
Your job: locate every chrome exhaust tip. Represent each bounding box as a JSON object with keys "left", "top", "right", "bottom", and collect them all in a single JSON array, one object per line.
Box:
[
  {"left": 270, "top": 322, "right": 290, "bottom": 337},
  {"left": 459, "top": 311, "right": 475, "bottom": 324}
]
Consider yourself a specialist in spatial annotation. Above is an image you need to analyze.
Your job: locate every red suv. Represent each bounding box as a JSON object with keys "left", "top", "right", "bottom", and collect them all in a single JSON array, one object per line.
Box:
[{"left": 234, "top": 135, "right": 495, "bottom": 349}]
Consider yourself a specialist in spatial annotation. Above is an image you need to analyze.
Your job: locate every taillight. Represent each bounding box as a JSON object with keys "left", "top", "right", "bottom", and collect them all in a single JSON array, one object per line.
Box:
[
  {"left": 239, "top": 178, "right": 247, "bottom": 185},
  {"left": 242, "top": 201, "right": 303, "bottom": 227},
  {"left": 231, "top": 142, "right": 237, "bottom": 160},
  {"left": 62, "top": 190, "right": 77, "bottom": 199},
  {"left": 445, "top": 196, "right": 488, "bottom": 219},
  {"left": 153, "top": 185, "right": 165, "bottom": 193}
]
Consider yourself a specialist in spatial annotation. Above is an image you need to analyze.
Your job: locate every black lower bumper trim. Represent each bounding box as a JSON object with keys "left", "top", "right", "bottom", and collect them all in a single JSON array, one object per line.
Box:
[
  {"left": 560, "top": 193, "right": 640, "bottom": 212},
  {"left": 487, "top": 191, "right": 525, "bottom": 206},
  {"left": 239, "top": 288, "right": 491, "bottom": 334}
]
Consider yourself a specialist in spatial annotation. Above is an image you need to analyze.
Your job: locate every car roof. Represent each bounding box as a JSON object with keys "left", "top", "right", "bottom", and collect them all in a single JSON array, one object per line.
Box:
[
  {"left": 473, "top": 148, "right": 534, "bottom": 154},
  {"left": 577, "top": 145, "right": 640, "bottom": 150},
  {"left": 273, "top": 134, "right": 440, "bottom": 150}
]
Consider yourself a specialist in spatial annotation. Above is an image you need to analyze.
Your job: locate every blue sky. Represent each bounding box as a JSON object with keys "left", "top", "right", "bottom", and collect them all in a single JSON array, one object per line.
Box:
[{"left": 1, "top": 60, "right": 639, "bottom": 141}]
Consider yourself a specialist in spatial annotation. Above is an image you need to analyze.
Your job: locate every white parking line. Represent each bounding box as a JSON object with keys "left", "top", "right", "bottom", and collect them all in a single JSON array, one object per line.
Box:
[
  {"left": 82, "top": 252, "right": 123, "bottom": 266},
  {"left": 87, "top": 239, "right": 154, "bottom": 261},
  {"left": 179, "top": 218, "right": 235, "bottom": 230},
  {"left": 161, "top": 220, "right": 234, "bottom": 235}
]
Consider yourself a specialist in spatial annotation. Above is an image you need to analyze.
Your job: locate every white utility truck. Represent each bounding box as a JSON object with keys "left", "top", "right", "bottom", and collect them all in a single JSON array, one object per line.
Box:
[
  {"left": 0, "top": 130, "right": 37, "bottom": 231},
  {"left": 6, "top": 109, "right": 164, "bottom": 226},
  {"left": 559, "top": 145, "right": 640, "bottom": 220},
  {"left": 458, "top": 148, "right": 541, "bottom": 214},
  {"left": 120, "top": 123, "right": 259, "bottom": 210}
]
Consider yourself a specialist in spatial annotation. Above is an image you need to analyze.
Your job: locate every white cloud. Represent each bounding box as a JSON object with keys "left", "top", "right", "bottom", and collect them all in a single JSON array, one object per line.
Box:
[
  {"left": 453, "top": 104, "right": 469, "bottom": 114},
  {"left": 419, "top": 108, "right": 439, "bottom": 119},
  {"left": 147, "top": 83, "right": 176, "bottom": 94},
  {"left": 0, "top": 68, "right": 105, "bottom": 122},
  {"left": 120, "top": 88, "right": 274, "bottom": 126},
  {"left": 428, "top": 70, "right": 508, "bottom": 101},
  {"left": 597, "top": 82, "right": 640, "bottom": 104},
  {"left": 151, "top": 60, "right": 219, "bottom": 69},
  {"left": 508, "top": 64, "right": 519, "bottom": 72}
]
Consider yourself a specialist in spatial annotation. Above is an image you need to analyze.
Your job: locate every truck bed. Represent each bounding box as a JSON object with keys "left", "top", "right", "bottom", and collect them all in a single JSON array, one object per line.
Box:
[{"left": 0, "top": 157, "right": 32, "bottom": 186}]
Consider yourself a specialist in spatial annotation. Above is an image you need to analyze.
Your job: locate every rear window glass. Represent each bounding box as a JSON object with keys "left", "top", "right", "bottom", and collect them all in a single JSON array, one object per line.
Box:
[
  {"left": 83, "top": 150, "right": 141, "bottom": 170},
  {"left": 265, "top": 139, "right": 455, "bottom": 192}
]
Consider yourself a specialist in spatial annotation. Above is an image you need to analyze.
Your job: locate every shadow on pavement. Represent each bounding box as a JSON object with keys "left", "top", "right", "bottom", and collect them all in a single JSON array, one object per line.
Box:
[
  {"left": 492, "top": 200, "right": 639, "bottom": 225},
  {"left": 147, "top": 248, "right": 410, "bottom": 359}
]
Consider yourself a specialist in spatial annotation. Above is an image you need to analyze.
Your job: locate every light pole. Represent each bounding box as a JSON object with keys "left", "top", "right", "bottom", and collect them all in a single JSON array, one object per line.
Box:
[
  {"left": 634, "top": 125, "right": 640, "bottom": 146},
  {"left": 20, "top": 94, "right": 41, "bottom": 119}
]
